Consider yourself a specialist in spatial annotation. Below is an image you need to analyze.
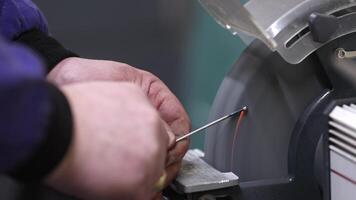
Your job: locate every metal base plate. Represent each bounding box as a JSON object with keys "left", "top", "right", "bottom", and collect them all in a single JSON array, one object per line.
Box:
[{"left": 173, "top": 149, "right": 239, "bottom": 194}]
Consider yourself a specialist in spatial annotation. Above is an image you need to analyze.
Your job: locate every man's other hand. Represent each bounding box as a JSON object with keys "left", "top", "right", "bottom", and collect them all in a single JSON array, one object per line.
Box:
[
  {"left": 46, "top": 82, "right": 171, "bottom": 200},
  {"left": 48, "top": 58, "right": 191, "bottom": 187}
]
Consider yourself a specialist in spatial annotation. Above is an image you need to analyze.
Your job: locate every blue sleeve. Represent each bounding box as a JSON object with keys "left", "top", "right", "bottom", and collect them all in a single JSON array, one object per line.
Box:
[
  {"left": 0, "top": 36, "right": 46, "bottom": 171},
  {"left": 0, "top": 0, "right": 48, "bottom": 40},
  {"left": 0, "top": 0, "right": 78, "bottom": 73},
  {"left": 0, "top": 37, "right": 73, "bottom": 181}
]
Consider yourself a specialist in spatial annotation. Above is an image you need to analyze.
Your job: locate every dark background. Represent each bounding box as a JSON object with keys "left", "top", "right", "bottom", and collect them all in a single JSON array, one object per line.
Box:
[
  {"left": 34, "top": 0, "right": 193, "bottom": 95},
  {"left": 33, "top": 0, "right": 246, "bottom": 149}
]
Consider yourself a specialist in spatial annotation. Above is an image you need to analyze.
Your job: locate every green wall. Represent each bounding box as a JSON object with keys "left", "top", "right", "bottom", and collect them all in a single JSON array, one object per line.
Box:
[{"left": 181, "top": 1, "right": 247, "bottom": 149}]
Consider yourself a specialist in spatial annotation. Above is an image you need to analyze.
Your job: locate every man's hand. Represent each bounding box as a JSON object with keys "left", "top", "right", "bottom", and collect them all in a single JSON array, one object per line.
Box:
[
  {"left": 46, "top": 82, "right": 172, "bottom": 200},
  {"left": 48, "top": 57, "right": 191, "bottom": 186}
]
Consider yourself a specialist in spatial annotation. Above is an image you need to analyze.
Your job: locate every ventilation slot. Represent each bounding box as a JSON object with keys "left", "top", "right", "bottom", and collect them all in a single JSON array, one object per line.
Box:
[
  {"left": 329, "top": 104, "right": 356, "bottom": 161},
  {"left": 329, "top": 104, "right": 356, "bottom": 199},
  {"left": 285, "top": 27, "right": 310, "bottom": 49},
  {"left": 332, "top": 6, "right": 356, "bottom": 18},
  {"left": 285, "top": 6, "right": 356, "bottom": 49}
]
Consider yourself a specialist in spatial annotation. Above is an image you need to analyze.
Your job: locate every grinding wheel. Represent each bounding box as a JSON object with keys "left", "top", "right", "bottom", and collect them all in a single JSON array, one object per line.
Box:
[{"left": 204, "top": 40, "right": 331, "bottom": 182}]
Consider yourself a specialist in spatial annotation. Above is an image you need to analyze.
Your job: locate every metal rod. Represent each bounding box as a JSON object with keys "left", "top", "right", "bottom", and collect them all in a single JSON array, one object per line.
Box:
[{"left": 176, "top": 106, "right": 248, "bottom": 142}]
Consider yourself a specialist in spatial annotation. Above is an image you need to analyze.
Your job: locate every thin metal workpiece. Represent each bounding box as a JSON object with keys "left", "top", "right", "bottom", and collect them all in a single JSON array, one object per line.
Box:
[{"left": 176, "top": 106, "right": 248, "bottom": 143}]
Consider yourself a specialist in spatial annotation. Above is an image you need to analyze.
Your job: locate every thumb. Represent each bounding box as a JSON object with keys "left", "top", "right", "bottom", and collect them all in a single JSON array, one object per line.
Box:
[{"left": 162, "top": 120, "right": 176, "bottom": 150}]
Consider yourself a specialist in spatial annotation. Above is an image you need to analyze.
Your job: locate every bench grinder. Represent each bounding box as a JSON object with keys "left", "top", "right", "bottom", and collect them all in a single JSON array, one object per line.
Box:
[
  {"left": 167, "top": 0, "right": 356, "bottom": 199},
  {"left": 0, "top": 1, "right": 355, "bottom": 200}
]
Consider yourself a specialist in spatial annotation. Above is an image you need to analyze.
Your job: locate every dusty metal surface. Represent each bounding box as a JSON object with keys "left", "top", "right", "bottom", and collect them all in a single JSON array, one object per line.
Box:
[{"left": 173, "top": 149, "right": 239, "bottom": 194}]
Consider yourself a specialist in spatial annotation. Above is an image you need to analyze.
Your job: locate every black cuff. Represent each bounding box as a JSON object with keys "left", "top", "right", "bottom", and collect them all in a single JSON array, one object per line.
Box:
[
  {"left": 9, "top": 83, "right": 73, "bottom": 182},
  {"left": 15, "top": 29, "right": 78, "bottom": 73}
]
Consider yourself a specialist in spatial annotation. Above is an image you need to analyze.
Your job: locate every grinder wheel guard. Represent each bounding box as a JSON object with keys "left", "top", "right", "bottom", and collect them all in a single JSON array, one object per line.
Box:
[{"left": 204, "top": 40, "right": 331, "bottom": 182}]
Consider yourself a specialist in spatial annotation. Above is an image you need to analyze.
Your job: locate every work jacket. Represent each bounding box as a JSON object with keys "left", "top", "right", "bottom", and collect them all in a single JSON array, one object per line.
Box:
[{"left": 0, "top": 0, "right": 75, "bottom": 181}]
